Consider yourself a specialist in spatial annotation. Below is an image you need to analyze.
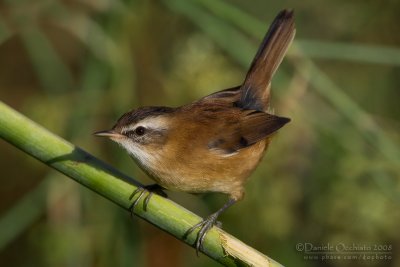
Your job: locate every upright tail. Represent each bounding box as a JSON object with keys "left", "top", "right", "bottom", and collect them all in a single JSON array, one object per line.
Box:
[{"left": 239, "top": 10, "right": 295, "bottom": 111}]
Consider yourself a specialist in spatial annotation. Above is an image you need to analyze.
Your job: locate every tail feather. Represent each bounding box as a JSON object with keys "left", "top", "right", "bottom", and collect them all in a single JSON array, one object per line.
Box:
[{"left": 240, "top": 10, "right": 296, "bottom": 111}]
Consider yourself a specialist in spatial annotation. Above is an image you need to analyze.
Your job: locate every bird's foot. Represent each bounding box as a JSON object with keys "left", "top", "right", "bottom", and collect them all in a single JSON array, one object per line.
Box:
[
  {"left": 128, "top": 184, "right": 167, "bottom": 216},
  {"left": 183, "top": 213, "right": 220, "bottom": 256}
]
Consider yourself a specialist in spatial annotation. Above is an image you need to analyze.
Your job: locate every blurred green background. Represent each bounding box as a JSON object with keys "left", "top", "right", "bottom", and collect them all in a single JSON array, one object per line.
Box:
[{"left": 0, "top": 0, "right": 399, "bottom": 266}]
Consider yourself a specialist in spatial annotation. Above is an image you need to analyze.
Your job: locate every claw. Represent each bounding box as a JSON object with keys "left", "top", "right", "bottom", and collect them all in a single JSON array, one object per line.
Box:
[
  {"left": 144, "top": 191, "right": 153, "bottom": 210},
  {"left": 184, "top": 213, "right": 219, "bottom": 256},
  {"left": 128, "top": 184, "right": 168, "bottom": 216},
  {"left": 183, "top": 198, "right": 236, "bottom": 255},
  {"left": 128, "top": 187, "right": 147, "bottom": 217}
]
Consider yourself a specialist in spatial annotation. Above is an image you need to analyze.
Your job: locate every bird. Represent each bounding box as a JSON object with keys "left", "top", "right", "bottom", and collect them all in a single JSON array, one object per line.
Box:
[{"left": 94, "top": 9, "right": 295, "bottom": 255}]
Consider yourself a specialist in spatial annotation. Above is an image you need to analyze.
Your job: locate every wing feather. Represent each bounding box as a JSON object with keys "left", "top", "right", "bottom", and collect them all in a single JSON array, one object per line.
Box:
[{"left": 208, "top": 110, "right": 290, "bottom": 155}]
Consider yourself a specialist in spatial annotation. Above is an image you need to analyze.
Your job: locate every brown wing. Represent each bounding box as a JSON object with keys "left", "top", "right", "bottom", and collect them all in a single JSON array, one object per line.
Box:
[
  {"left": 208, "top": 109, "right": 290, "bottom": 155},
  {"left": 200, "top": 86, "right": 241, "bottom": 106},
  {"left": 239, "top": 10, "right": 295, "bottom": 111}
]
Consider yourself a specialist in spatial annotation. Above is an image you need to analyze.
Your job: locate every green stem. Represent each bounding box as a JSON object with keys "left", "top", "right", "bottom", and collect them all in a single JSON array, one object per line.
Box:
[{"left": 0, "top": 101, "right": 283, "bottom": 267}]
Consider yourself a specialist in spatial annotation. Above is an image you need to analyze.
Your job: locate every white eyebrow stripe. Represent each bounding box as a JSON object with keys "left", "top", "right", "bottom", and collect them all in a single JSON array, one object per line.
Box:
[{"left": 122, "top": 116, "right": 170, "bottom": 132}]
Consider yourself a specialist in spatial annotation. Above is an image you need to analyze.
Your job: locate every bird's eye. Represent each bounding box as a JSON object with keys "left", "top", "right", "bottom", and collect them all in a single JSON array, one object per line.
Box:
[
  {"left": 135, "top": 126, "right": 146, "bottom": 136},
  {"left": 124, "top": 126, "right": 146, "bottom": 137}
]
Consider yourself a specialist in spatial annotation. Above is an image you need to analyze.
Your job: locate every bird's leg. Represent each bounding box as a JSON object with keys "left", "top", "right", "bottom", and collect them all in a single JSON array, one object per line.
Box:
[
  {"left": 184, "top": 198, "right": 236, "bottom": 255},
  {"left": 128, "top": 184, "right": 167, "bottom": 216}
]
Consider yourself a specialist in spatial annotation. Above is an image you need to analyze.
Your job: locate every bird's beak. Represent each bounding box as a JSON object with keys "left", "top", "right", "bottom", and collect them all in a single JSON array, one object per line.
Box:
[{"left": 93, "top": 130, "right": 123, "bottom": 138}]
